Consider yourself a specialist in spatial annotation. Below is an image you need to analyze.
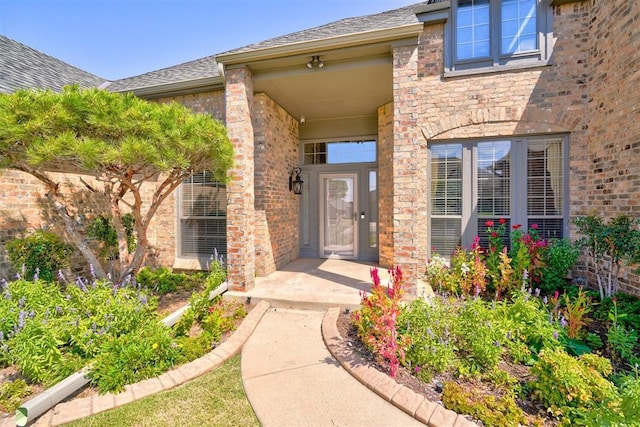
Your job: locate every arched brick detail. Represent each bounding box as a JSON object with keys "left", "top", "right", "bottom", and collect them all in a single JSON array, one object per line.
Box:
[{"left": 422, "top": 106, "right": 576, "bottom": 141}]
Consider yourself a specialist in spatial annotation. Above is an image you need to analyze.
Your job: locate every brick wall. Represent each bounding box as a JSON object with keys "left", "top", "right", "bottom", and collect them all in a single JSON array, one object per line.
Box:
[
  {"left": 389, "top": 2, "right": 592, "bottom": 292},
  {"left": 224, "top": 67, "right": 256, "bottom": 291},
  {"left": 152, "top": 90, "right": 226, "bottom": 268},
  {"left": 378, "top": 102, "right": 394, "bottom": 268},
  {"left": 583, "top": 0, "right": 640, "bottom": 296},
  {"left": 253, "top": 93, "right": 300, "bottom": 276},
  {"left": 391, "top": 41, "right": 427, "bottom": 295}
]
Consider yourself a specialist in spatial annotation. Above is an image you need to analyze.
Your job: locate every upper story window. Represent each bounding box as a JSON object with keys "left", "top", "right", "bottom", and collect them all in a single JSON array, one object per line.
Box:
[{"left": 445, "top": 0, "right": 552, "bottom": 74}]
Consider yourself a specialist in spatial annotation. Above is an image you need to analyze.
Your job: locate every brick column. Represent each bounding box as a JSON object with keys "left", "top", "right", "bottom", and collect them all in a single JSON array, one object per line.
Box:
[
  {"left": 225, "top": 66, "right": 255, "bottom": 291},
  {"left": 392, "top": 43, "right": 426, "bottom": 294}
]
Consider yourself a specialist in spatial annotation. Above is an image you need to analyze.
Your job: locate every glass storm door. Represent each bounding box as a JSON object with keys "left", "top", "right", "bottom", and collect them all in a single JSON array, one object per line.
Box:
[{"left": 320, "top": 173, "right": 358, "bottom": 259}]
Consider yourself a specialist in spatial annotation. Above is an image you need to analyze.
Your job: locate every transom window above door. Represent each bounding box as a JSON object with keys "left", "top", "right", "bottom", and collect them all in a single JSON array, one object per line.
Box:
[
  {"left": 429, "top": 136, "right": 567, "bottom": 258},
  {"left": 303, "top": 140, "right": 376, "bottom": 165}
]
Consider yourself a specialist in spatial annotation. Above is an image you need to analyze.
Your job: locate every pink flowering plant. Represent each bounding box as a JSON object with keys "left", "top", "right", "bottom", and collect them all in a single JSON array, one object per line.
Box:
[{"left": 352, "top": 266, "right": 409, "bottom": 378}]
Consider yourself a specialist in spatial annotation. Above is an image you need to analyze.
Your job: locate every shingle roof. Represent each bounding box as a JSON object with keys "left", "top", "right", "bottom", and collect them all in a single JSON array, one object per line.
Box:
[
  {"left": 107, "top": 1, "right": 435, "bottom": 93},
  {"left": 103, "top": 55, "right": 220, "bottom": 93},
  {"left": 0, "top": 35, "right": 106, "bottom": 93},
  {"left": 220, "top": 2, "right": 426, "bottom": 56}
]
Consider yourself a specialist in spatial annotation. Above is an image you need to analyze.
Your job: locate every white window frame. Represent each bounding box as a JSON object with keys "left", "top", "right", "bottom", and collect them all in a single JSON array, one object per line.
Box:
[{"left": 444, "top": 0, "right": 554, "bottom": 75}]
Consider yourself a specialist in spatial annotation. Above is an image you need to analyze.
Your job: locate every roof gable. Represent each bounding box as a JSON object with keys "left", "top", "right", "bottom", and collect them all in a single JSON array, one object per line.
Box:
[{"left": 0, "top": 35, "right": 106, "bottom": 93}]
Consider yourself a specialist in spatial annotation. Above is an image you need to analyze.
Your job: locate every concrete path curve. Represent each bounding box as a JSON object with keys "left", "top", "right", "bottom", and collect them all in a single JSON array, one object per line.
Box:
[{"left": 241, "top": 307, "right": 423, "bottom": 427}]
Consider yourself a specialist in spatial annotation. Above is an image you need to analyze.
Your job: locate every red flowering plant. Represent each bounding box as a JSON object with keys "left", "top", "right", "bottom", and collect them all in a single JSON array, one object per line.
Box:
[
  {"left": 510, "top": 223, "right": 547, "bottom": 289},
  {"left": 351, "top": 266, "right": 409, "bottom": 378}
]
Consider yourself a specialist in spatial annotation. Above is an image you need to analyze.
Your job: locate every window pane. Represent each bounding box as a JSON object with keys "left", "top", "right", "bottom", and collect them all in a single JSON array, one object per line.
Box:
[
  {"left": 528, "top": 218, "right": 563, "bottom": 240},
  {"left": 501, "top": 0, "right": 538, "bottom": 54},
  {"left": 430, "top": 143, "right": 463, "bottom": 259},
  {"left": 180, "top": 218, "right": 227, "bottom": 257},
  {"left": 477, "top": 141, "right": 511, "bottom": 216},
  {"left": 369, "top": 171, "right": 378, "bottom": 248},
  {"left": 457, "top": 0, "right": 491, "bottom": 60},
  {"left": 431, "top": 144, "right": 463, "bottom": 216},
  {"left": 303, "top": 142, "right": 327, "bottom": 165},
  {"left": 327, "top": 140, "right": 376, "bottom": 164},
  {"left": 431, "top": 218, "right": 462, "bottom": 258},
  {"left": 180, "top": 172, "right": 227, "bottom": 257},
  {"left": 477, "top": 217, "right": 511, "bottom": 250},
  {"left": 527, "top": 139, "right": 563, "bottom": 241}
]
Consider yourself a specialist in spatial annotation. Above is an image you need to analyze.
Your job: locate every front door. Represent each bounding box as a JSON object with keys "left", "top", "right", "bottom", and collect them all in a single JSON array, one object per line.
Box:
[{"left": 319, "top": 173, "right": 358, "bottom": 259}]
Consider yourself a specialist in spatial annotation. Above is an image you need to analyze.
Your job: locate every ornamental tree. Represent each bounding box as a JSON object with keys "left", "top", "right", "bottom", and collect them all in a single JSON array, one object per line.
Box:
[{"left": 0, "top": 86, "right": 233, "bottom": 282}]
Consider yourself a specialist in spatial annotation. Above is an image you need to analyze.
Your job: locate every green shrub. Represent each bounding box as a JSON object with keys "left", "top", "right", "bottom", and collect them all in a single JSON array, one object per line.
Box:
[
  {"left": 540, "top": 238, "right": 579, "bottom": 294},
  {"left": 175, "top": 331, "right": 215, "bottom": 363},
  {"left": 581, "top": 369, "right": 640, "bottom": 426},
  {"left": 398, "top": 297, "right": 458, "bottom": 380},
  {"left": 494, "top": 290, "right": 559, "bottom": 364},
  {"left": 442, "top": 381, "right": 529, "bottom": 427},
  {"left": 0, "top": 379, "right": 31, "bottom": 413},
  {"left": 5, "top": 230, "right": 73, "bottom": 281},
  {"left": 454, "top": 297, "right": 505, "bottom": 375},
  {"left": 135, "top": 266, "right": 204, "bottom": 294},
  {"left": 85, "top": 214, "right": 136, "bottom": 260},
  {"left": 10, "top": 320, "right": 82, "bottom": 385},
  {"left": 529, "top": 348, "right": 618, "bottom": 419},
  {"left": 88, "top": 320, "right": 179, "bottom": 394}
]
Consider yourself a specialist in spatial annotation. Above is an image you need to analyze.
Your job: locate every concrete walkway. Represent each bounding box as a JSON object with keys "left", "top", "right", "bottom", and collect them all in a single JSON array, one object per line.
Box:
[{"left": 241, "top": 307, "right": 424, "bottom": 427}]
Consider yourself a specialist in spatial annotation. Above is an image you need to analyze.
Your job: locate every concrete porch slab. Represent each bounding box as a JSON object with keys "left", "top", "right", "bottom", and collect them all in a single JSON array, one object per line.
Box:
[{"left": 224, "top": 258, "right": 391, "bottom": 311}]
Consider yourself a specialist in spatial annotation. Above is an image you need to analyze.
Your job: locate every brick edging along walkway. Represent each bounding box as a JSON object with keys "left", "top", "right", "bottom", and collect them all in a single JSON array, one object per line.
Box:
[
  {"left": 26, "top": 301, "right": 271, "bottom": 427},
  {"left": 321, "top": 307, "right": 479, "bottom": 427}
]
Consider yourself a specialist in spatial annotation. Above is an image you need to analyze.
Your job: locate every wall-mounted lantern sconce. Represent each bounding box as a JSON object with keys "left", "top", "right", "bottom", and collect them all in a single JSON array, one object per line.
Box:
[{"left": 289, "top": 167, "right": 303, "bottom": 195}]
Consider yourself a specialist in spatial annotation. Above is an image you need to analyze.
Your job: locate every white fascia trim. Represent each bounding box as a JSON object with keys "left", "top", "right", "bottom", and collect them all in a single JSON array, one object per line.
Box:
[{"left": 216, "top": 23, "right": 425, "bottom": 65}]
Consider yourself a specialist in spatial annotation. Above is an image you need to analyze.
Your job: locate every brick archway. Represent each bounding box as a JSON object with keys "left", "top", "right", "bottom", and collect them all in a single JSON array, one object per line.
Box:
[{"left": 421, "top": 106, "right": 576, "bottom": 141}]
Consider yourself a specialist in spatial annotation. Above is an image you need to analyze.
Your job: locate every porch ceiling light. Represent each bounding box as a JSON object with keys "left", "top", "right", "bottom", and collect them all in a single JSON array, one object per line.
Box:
[
  {"left": 306, "top": 55, "right": 324, "bottom": 68},
  {"left": 289, "top": 167, "right": 304, "bottom": 195}
]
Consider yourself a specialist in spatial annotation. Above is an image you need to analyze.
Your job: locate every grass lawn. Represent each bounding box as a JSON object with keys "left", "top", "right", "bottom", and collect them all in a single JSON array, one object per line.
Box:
[{"left": 66, "top": 355, "right": 258, "bottom": 427}]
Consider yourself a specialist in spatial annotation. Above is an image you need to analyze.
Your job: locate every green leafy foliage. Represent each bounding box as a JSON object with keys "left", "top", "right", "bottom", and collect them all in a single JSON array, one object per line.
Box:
[
  {"left": 88, "top": 321, "right": 180, "bottom": 394},
  {"left": 607, "top": 297, "right": 640, "bottom": 368},
  {"left": 454, "top": 297, "right": 505, "bottom": 375},
  {"left": 0, "top": 86, "right": 234, "bottom": 281},
  {"left": 86, "top": 214, "right": 136, "bottom": 260},
  {"left": 540, "top": 238, "right": 579, "bottom": 294},
  {"left": 581, "top": 368, "right": 640, "bottom": 426},
  {"left": 442, "top": 381, "right": 529, "bottom": 427},
  {"left": 529, "top": 348, "right": 617, "bottom": 418},
  {"left": 398, "top": 297, "right": 458, "bottom": 380},
  {"left": 574, "top": 214, "right": 640, "bottom": 299},
  {"left": 5, "top": 230, "right": 73, "bottom": 282},
  {"left": 0, "top": 379, "right": 31, "bottom": 413},
  {"left": 136, "top": 266, "right": 205, "bottom": 294}
]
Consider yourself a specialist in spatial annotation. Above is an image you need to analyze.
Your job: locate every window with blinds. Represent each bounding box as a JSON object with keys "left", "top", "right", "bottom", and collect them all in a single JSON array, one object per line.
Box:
[
  {"left": 429, "top": 136, "right": 566, "bottom": 259},
  {"left": 178, "top": 172, "right": 227, "bottom": 258}
]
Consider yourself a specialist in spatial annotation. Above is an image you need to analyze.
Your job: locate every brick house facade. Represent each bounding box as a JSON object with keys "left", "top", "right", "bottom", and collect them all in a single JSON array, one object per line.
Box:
[{"left": 1, "top": 0, "right": 640, "bottom": 296}]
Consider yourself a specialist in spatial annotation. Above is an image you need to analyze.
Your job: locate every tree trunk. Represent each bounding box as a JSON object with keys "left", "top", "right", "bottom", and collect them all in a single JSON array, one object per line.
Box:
[{"left": 13, "top": 164, "right": 108, "bottom": 279}]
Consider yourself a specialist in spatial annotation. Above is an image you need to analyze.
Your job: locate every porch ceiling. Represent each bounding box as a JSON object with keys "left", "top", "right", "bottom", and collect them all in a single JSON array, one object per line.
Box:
[{"left": 248, "top": 44, "right": 394, "bottom": 127}]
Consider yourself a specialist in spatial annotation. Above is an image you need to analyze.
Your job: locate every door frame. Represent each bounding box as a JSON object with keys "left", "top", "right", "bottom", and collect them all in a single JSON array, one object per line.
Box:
[{"left": 318, "top": 172, "right": 359, "bottom": 259}]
